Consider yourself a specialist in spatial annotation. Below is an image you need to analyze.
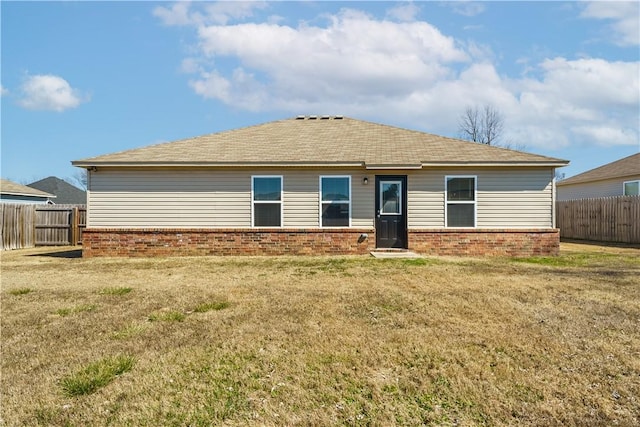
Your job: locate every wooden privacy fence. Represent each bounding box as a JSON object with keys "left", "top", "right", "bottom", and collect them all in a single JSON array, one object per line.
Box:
[
  {"left": 1, "top": 204, "right": 86, "bottom": 250},
  {"left": 1, "top": 204, "right": 36, "bottom": 250},
  {"left": 556, "top": 196, "right": 640, "bottom": 244}
]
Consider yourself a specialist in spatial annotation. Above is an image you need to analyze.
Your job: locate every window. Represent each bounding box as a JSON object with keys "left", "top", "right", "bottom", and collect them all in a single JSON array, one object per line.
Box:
[
  {"left": 380, "top": 181, "right": 402, "bottom": 215},
  {"left": 446, "top": 176, "right": 476, "bottom": 227},
  {"left": 623, "top": 180, "right": 639, "bottom": 196},
  {"left": 320, "top": 176, "right": 351, "bottom": 227},
  {"left": 252, "top": 176, "right": 282, "bottom": 227}
]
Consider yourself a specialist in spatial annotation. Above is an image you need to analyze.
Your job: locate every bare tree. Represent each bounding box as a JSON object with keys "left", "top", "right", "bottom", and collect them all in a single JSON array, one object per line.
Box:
[
  {"left": 69, "top": 169, "right": 88, "bottom": 190},
  {"left": 458, "top": 104, "right": 505, "bottom": 146}
]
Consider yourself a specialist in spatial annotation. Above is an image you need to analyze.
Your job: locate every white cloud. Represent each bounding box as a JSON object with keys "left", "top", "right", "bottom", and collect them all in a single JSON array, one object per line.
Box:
[
  {"left": 153, "top": 1, "right": 267, "bottom": 26},
  {"left": 0, "top": 84, "right": 8, "bottom": 96},
  {"left": 158, "top": 3, "right": 639, "bottom": 151},
  {"left": 191, "top": 8, "right": 468, "bottom": 110},
  {"left": 449, "top": 2, "right": 486, "bottom": 17},
  {"left": 153, "top": 1, "right": 197, "bottom": 26},
  {"left": 507, "top": 57, "right": 639, "bottom": 148},
  {"left": 386, "top": 2, "right": 420, "bottom": 22},
  {"left": 189, "top": 70, "right": 231, "bottom": 102},
  {"left": 536, "top": 58, "right": 638, "bottom": 107},
  {"left": 571, "top": 125, "right": 637, "bottom": 147},
  {"left": 203, "top": 1, "right": 268, "bottom": 25},
  {"left": 18, "top": 74, "right": 87, "bottom": 112},
  {"left": 581, "top": 1, "right": 640, "bottom": 46}
]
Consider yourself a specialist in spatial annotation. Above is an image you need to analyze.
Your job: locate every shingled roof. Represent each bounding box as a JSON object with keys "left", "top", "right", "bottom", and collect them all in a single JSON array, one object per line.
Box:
[
  {"left": 1, "top": 179, "right": 55, "bottom": 199},
  {"left": 28, "top": 176, "right": 86, "bottom": 204},
  {"left": 73, "top": 116, "right": 568, "bottom": 168},
  {"left": 558, "top": 153, "right": 640, "bottom": 186}
]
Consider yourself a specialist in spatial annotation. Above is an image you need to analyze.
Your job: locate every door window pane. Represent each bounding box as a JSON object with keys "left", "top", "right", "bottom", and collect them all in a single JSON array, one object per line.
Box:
[{"left": 380, "top": 181, "right": 401, "bottom": 214}]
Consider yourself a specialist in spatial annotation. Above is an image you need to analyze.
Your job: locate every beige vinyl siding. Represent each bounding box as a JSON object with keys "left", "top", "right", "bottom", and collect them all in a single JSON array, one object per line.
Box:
[
  {"left": 89, "top": 170, "right": 251, "bottom": 228},
  {"left": 475, "top": 169, "right": 553, "bottom": 228},
  {"left": 88, "top": 168, "right": 374, "bottom": 229},
  {"left": 88, "top": 167, "right": 554, "bottom": 229},
  {"left": 351, "top": 172, "right": 374, "bottom": 227},
  {"left": 281, "top": 171, "right": 318, "bottom": 228},
  {"left": 557, "top": 175, "right": 640, "bottom": 201},
  {"left": 407, "top": 171, "right": 445, "bottom": 228},
  {"left": 281, "top": 170, "right": 371, "bottom": 228},
  {"left": 404, "top": 168, "right": 553, "bottom": 229}
]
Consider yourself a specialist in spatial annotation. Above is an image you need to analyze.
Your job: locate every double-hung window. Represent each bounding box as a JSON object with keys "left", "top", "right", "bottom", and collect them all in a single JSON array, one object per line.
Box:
[
  {"left": 252, "top": 176, "right": 282, "bottom": 227},
  {"left": 623, "top": 180, "right": 639, "bottom": 196},
  {"left": 320, "top": 176, "right": 351, "bottom": 227},
  {"left": 446, "top": 176, "right": 476, "bottom": 227}
]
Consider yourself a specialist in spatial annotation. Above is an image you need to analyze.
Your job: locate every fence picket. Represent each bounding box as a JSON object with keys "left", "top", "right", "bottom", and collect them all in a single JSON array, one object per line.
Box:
[
  {"left": 1, "top": 204, "right": 86, "bottom": 250},
  {"left": 556, "top": 196, "right": 640, "bottom": 244}
]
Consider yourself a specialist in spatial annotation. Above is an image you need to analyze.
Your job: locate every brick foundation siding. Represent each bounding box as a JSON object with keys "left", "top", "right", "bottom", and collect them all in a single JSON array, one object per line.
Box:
[
  {"left": 82, "top": 228, "right": 376, "bottom": 257},
  {"left": 409, "top": 229, "right": 560, "bottom": 257},
  {"left": 82, "top": 228, "right": 559, "bottom": 257}
]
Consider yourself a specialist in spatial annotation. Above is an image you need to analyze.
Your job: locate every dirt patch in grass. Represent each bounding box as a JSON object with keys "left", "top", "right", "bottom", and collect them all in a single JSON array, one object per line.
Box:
[{"left": 1, "top": 243, "right": 638, "bottom": 426}]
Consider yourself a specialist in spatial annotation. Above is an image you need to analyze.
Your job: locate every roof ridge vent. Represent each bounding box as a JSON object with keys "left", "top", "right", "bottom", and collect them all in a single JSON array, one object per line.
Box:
[{"left": 294, "top": 115, "right": 343, "bottom": 120}]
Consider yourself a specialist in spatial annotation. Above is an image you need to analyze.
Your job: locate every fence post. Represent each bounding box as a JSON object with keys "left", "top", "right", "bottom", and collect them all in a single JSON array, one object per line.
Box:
[{"left": 72, "top": 206, "right": 79, "bottom": 246}]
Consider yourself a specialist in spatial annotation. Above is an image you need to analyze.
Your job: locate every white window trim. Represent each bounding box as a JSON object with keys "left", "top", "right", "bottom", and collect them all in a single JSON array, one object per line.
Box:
[
  {"left": 251, "top": 175, "right": 283, "bottom": 228},
  {"left": 623, "top": 179, "right": 640, "bottom": 196},
  {"left": 319, "top": 175, "right": 352, "bottom": 227},
  {"left": 445, "top": 175, "right": 477, "bottom": 228}
]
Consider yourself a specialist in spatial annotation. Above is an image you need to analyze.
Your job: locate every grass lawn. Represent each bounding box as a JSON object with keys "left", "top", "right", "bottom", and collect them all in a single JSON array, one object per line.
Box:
[{"left": 1, "top": 243, "right": 639, "bottom": 426}]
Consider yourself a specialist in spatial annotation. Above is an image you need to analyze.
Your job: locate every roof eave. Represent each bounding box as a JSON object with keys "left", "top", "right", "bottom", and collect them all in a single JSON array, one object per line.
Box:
[
  {"left": 365, "top": 164, "right": 423, "bottom": 170},
  {"left": 421, "top": 161, "right": 569, "bottom": 167},
  {"left": 72, "top": 160, "right": 569, "bottom": 169},
  {"left": 71, "top": 161, "right": 366, "bottom": 168},
  {"left": 1, "top": 192, "right": 56, "bottom": 198},
  {"left": 557, "top": 173, "right": 640, "bottom": 186}
]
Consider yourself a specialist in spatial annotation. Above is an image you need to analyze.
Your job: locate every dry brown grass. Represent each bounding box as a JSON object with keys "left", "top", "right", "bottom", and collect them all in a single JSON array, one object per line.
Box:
[{"left": 1, "top": 244, "right": 639, "bottom": 426}]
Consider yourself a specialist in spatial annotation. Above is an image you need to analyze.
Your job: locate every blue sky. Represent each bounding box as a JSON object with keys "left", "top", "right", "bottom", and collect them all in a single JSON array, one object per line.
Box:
[{"left": 2, "top": 1, "right": 638, "bottom": 185}]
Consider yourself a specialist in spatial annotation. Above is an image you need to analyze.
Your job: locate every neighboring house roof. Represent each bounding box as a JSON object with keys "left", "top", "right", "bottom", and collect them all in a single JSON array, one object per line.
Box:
[
  {"left": 27, "top": 176, "right": 86, "bottom": 204},
  {"left": 558, "top": 153, "right": 640, "bottom": 186},
  {"left": 73, "top": 116, "right": 568, "bottom": 169},
  {"left": 0, "top": 178, "right": 55, "bottom": 199}
]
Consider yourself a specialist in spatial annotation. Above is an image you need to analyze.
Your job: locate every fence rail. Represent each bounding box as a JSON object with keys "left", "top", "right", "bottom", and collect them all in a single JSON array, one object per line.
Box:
[
  {"left": 1, "top": 204, "right": 86, "bottom": 251},
  {"left": 556, "top": 196, "right": 640, "bottom": 244}
]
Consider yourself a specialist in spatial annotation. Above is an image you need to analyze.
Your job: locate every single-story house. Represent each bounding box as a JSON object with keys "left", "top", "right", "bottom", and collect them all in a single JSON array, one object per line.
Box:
[
  {"left": 557, "top": 153, "right": 640, "bottom": 201},
  {"left": 72, "top": 116, "right": 568, "bottom": 257},
  {"left": 28, "top": 176, "right": 87, "bottom": 205},
  {"left": 0, "top": 179, "right": 55, "bottom": 204}
]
